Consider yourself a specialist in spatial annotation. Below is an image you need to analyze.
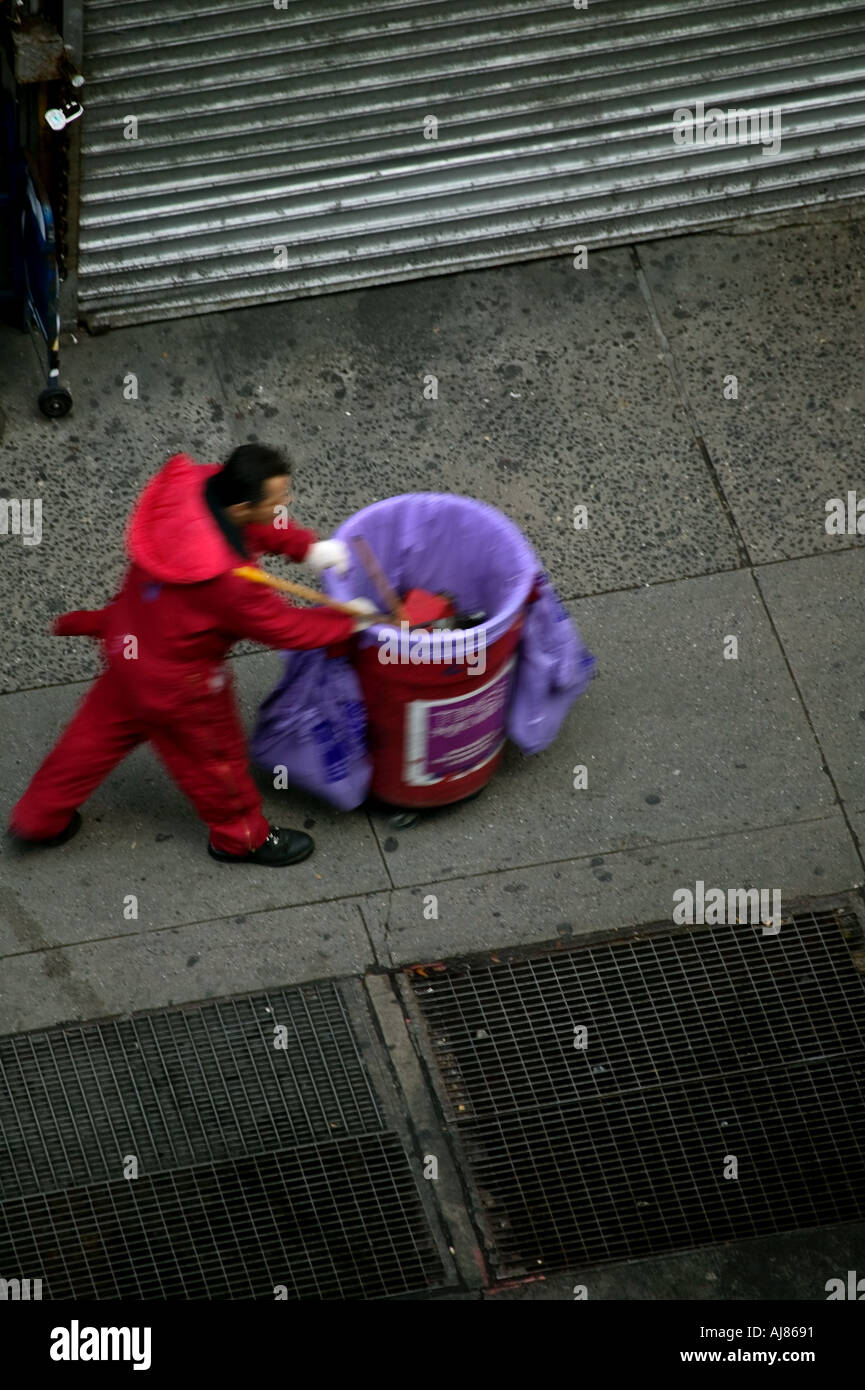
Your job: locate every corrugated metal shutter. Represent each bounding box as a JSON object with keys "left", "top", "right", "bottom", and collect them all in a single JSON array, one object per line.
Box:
[{"left": 76, "top": 0, "right": 865, "bottom": 328}]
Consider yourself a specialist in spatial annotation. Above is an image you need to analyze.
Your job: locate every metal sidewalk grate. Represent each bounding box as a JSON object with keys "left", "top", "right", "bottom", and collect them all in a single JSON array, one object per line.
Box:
[
  {"left": 0, "top": 984, "right": 445, "bottom": 1300},
  {"left": 0, "top": 985, "right": 382, "bottom": 1200},
  {"left": 409, "top": 907, "right": 865, "bottom": 1279},
  {"left": 1, "top": 1136, "right": 439, "bottom": 1301}
]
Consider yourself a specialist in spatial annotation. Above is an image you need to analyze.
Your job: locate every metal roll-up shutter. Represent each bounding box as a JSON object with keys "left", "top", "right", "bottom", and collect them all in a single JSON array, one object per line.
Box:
[{"left": 76, "top": 0, "right": 865, "bottom": 328}]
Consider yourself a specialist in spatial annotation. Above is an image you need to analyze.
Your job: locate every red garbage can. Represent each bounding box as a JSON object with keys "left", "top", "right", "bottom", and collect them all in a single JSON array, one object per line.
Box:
[{"left": 324, "top": 493, "right": 537, "bottom": 809}]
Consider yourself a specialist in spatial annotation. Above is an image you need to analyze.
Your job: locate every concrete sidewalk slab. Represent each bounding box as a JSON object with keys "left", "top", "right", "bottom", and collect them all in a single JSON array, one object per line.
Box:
[
  {"left": 1, "top": 439, "right": 124, "bottom": 693},
  {"left": 356, "top": 891, "right": 393, "bottom": 968},
  {"left": 1, "top": 322, "right": 49, "bottom": 433},
  {"left": 212, "top": 253, "right": 741, "bottom": 600},
  {"left": 0, "top": 897, "right": 376, "bottom": 1033},
  {"left": 2, "top": 243, "right": 747, "bottom": 695},
  {"left": 639, "top": 221, "right": 865, "bottom": 564},
  {"left": 1, "top": 652, "right": 390, "bottom": 948},
  {"left": 755, "top": 548, "right": 865, "bottom": 810},
  {"left": 1, "top": 314, "right": 236, "bottom": 457},
  {"left": 849, "top": 811, "right": 865, "bottom": 857},
  {"left": 370, "top": 573, "right": 836, "bottom": 889},
  {"left": 0, "top": 314, "right": 238, "bottom": 693},
  {"left": 381, "top": 814, "right": 860, "bottom": 964}
]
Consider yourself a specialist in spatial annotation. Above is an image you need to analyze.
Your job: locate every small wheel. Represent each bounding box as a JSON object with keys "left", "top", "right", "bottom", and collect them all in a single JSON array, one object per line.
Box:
[
  {"left": 38, "top": 385, "right": 73, "bottom": 418},
  {"left": 389, "top": 809, "right": 421, "bottom": 830}
]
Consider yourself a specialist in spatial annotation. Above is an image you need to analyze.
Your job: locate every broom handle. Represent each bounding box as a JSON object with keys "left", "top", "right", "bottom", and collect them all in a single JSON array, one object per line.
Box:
[
  {"left": 232, "top": 565, "right": 380, "bottom": 618},
  {"left": 350, "top": 535, "right": 403, "bottom": 621}
]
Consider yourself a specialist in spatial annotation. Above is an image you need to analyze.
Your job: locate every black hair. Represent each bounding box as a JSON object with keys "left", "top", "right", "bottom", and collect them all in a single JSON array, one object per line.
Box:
[{"left": 211, "top": 444, "right": 290, "bottom": 507}]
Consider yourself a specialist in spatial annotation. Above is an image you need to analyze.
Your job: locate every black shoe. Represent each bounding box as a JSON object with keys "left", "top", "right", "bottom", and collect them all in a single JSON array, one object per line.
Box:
[
  {"left": 207, "top": 825, "right": 314, "bottom": 866},
  {"left": 11, "top": 811, "right": 82, "bottom": 848}
]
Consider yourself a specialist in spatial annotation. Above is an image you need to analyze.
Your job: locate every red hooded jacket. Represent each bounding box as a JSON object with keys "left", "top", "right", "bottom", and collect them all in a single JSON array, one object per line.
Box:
[{"left": 54, "top": 454, "right": 356, "bottom": 716}]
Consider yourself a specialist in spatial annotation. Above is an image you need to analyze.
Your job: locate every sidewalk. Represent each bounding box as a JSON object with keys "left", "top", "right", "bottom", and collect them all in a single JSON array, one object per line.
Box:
[{"left": 1, "top": 207, "right": 864, "bottom": 1032}]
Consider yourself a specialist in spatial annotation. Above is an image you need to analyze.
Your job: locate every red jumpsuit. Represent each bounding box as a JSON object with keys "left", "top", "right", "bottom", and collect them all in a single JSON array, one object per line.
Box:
[{"left": 9, "top": 454, "right": 356, "bottom": 853}]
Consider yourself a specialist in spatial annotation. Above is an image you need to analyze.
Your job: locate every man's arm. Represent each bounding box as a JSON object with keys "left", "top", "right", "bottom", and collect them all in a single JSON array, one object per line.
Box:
[
  {"left": 219, "top": 573, "right": 357, "bottom": 650},
  {"left": 52, "top": 608, "right": 109, "bottom": 637},
  {"left": 244, "top": 518, "right": 351, "bottom": 576},
  {"left": 243, "top": 517, "right": 318, "bottom": 564}
]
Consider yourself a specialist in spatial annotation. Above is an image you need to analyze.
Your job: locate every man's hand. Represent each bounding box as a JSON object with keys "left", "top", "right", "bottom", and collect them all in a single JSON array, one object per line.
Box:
[
  {"left": 343, "top": 596, "right": 382, "bottom": 632},
  {"left": 306, "top": 539, "right": 351, "bottom": 576}
]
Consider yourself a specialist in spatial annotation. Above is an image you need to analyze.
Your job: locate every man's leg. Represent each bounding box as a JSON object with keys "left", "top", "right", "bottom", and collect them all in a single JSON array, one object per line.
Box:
[
  {"left": 9, "top": 669, "right": 144, "bottom": 840},
  {"left": 147, "top": 684, "right": 270, "bottom": 855}
]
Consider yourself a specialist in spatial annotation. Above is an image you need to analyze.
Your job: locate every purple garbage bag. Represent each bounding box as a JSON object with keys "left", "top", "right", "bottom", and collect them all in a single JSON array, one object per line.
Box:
[
  {"left": 324, "top": 492, "right": 537, "bottom": 649},
  {"left": 507, "top": 570, "right": 597, "bottom": 755},
  {"left": 250, "top": 650, "right": 371, "bottom": 811}
]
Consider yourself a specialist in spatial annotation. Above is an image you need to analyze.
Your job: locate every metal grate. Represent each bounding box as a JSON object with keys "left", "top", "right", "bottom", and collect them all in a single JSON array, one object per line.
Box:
[
  {"left": 409, "top": 907, "right": 865, "bottom": 1278},
  {"left": 0, "top": 985, "right": 381, "bottom": 1200},
  {"left": 0, "top": 984, "right": 444, "bottom": 1299},
  {"left": 0, "top": 1137, "right": 439, "bottom": 1301}
]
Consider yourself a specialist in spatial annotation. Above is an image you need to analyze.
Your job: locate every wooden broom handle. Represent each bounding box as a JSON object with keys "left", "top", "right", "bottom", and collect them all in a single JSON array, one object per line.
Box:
[
  {"left": 350, "top": 534, "right": 404, "bottom": 621},
  {"left": 232, "top": 565, "right": 383, "bottom": 619}
]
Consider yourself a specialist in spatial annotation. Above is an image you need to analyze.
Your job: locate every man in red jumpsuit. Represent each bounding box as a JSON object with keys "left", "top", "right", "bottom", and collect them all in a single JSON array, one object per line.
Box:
[{"left": 8, "top": 446, "right": 375, "bottom": 867}]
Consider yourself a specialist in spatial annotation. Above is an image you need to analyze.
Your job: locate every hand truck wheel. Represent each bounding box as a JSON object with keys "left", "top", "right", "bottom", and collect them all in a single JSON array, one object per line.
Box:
[{"left": 38, "top": 384, "right": 73, "bottom": 418}]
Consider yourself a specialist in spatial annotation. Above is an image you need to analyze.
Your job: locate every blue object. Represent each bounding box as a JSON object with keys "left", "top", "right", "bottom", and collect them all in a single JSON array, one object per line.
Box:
[{"left": 16, "top": 151, "right": 71, "bottom": 414}]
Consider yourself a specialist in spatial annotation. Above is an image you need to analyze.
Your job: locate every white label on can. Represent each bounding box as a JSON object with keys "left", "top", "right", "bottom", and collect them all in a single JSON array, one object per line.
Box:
[{"left": 403, "top": 657, "right": 516, "bottom": 786}]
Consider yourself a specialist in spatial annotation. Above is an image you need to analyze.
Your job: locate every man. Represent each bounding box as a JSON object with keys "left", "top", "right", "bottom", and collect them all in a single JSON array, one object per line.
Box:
[{"left": 8, "top": 446, "right": 376, "bottom": 866}]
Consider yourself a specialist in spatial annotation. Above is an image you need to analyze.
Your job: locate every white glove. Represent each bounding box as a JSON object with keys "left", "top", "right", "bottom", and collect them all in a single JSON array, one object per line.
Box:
[
  {"left": 306, "top": 539, "right": 350, "bottom": 576},
  {"left": 344, "top": 596, "right": 381, "bottom": 631}
]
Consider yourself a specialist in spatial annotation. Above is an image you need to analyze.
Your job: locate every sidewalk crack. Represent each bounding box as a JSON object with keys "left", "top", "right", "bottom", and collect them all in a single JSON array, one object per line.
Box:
[{"left": 631, "top": 243, "right": 752, "bottom": 569}]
